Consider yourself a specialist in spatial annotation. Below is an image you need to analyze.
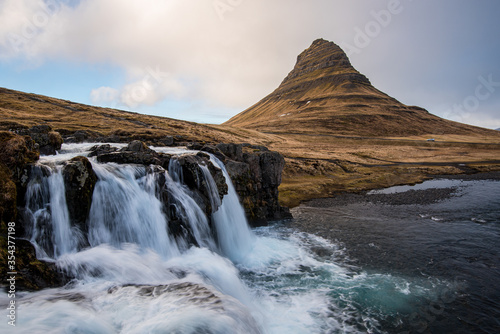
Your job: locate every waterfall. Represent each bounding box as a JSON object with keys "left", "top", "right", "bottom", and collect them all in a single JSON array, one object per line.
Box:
[
  {"left": 165, "top": 162, "right": 217, "bottom": 252},
  {"left": 201, "top": 158, "right": 255, "bottom": 263},
  {"left": 21, "top": 147, "right": 255, "bottom": 263},
  {"left": 23, "top": 166, "right": 82, "bottom": 258},
  {"left": 87, "top": 164, "right": 180, "bottom": 258}
]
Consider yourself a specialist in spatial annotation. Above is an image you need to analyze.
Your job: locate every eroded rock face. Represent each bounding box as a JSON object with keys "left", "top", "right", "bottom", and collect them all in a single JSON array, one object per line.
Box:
[
  {"left": 0, "top": 131, "right": 67, "bottom": 291},
  {"left": 62, "top": 156, "right": 98, "bottom": 237},
  {"left": 0, "top": 132, "right": 39, "bottom": 224},
  {"left": 217, "top": 143, "right": 291, "bottom": 225}
]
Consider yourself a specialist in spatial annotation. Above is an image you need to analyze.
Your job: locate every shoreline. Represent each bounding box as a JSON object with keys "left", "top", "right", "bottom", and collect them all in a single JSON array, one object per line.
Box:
[
  {"left": 286, "top": 170, "right": 500, "bottom": 236},
  {"left": 280, "top": 168, "right": 500, "bottom": 209}
]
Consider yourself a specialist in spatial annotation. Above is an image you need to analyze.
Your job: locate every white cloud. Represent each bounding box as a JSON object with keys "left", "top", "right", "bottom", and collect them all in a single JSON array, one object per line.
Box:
[
  {"left": 1, "top": 0, "right": 499, "bottom": 126},
  {"left": 90, "top": 67, "right": 186, "bottom": 109},
  {"left": 0, "top": 0, "right": 357, "bottom": 111}
]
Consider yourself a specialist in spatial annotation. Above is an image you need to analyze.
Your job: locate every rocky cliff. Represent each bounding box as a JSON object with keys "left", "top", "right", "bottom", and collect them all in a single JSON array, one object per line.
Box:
[{"left": 0, "top": 131, "right": 66, "bottom": 290}]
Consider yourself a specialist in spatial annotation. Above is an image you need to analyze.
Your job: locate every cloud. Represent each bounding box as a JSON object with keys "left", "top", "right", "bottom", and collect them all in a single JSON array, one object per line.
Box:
[
  {"left": 0, "top": 0, "right": 356, "bottom": 110},
  {"left": 90, "top": 66, "right": 187, "bottom": 109},
  {"left": 1, "top": 0, "right": 499, "bottom": 126}
]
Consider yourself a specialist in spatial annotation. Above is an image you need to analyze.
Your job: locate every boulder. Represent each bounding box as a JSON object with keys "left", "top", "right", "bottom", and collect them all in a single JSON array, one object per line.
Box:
[
  {"left": 96, "top": 141, "right": 171, "bottom": 167},
  {"left": 63, "top": 130, "right": 98, "bottom": 143},
  {"left": 62, "top": 156, "right": 98, "bottom": 237},
  {"left": 88, "top": 144, "right": 118, "bottom": 157},
  {"left": 160, "top": 136, "right": 174, "bottom": 146},
  {"left": 124, "top": 140, "right": 151, "bottom": 152},
  {"left": 18, "top": 125, "right": 63, "bottom": 155}
]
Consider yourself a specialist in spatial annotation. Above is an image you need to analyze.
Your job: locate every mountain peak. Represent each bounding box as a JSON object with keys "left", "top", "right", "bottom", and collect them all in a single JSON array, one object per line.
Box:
[
  {"left": 279, "top": 39, "right": 370, "bottom": 90},
  {"left": 225, "top": 39, "right": 495, "bottom": 137}
]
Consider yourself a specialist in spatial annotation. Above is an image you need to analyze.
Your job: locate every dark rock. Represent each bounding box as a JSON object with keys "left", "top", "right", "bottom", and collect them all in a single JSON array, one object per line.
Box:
[
  {"left": 217, "top": 143, "right": 291, "bottom": 225},
  {"left": 173, "top": 154, "right": 228, "bottom": 209},
  {"left": 259, "top": 151, "right": 285, "bottom": 186},
  {"left": 200, "top": 145, "right": 226, "bottom": 163},
  {"left": 160, "top": 136, "right": 174, "bottom": 146},
  {"left": 225, "top": 160, "right": 250, "bottom": 180},
  {"left": 187, "top": 142, "right": 204, "bottom": 150},
  {"left": 18, "top": 125, "right": 63, "bottom": 155},
  {"left": 0, "top": 164, "right": 16, "bottom": 225},
  {"left": 123, "top": 140, "right": 151, "bottom": 152},
  {"left": 216, "top": 143, "right": 243, "bottom": 161},
  {"left": 0, "top": 236, "right": 69, "bottom": 291},
  {"left": 0, "top": 132, "right": 68, "bottom": 291},
  {"left": 64, "top": 130, "right": 94, "bottom": 143},
  {"left": 62, "top": 156, "right": 97, "bottom": 238},
  {"left": 96, "top": 141, "right": 171, "bottom": 167},
  {"left": 97, "top": 151, "right": 169, "bottom": 167},
  {"left": 88, "top": 144, "right": 118, "bottom": 157}
]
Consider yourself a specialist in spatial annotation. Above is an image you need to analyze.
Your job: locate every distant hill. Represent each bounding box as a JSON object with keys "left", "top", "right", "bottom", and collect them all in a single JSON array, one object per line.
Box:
[
  {"left": 225, "top": 39, "right": 499, "bottom": 138},
  {"left": 0, "top": 87, "right": 255, "bottom": 144}
]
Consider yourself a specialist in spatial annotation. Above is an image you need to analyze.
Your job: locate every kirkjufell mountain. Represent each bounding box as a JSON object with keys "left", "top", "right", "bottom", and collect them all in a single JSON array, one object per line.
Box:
[{"left": 225, "top": 38, "right": 497, "bottom": 137}]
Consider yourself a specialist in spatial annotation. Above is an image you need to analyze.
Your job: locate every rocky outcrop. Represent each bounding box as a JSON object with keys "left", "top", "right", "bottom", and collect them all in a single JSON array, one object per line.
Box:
[
  {"left": 0, "top": 132, "right": 39, "bottom": 223},
  {"left": 62, "top": 156, "right": 98, "bottom": 237},
  {"left": 172, "top": 153, "right": 228, "bottom": 211},
  {"left": 0, "top": 131, "right": 67, "bottom": 291},
  {"left": 18, "top": 125, "right": 63, "bottom": 155},
  {"left": 1, "top": 136, "right": 290, "bottom": 291},
  {"left": 0, "top": 237, "right": 69, "bottom": 290},
  {"left": 216, "top": 143, "right": 291, "bottom": 225},
  {"left": 96, "top": 140, "right": 171, "bottom": 167}
]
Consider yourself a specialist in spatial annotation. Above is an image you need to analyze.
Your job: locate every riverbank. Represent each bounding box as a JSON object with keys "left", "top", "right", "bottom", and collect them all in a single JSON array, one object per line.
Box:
[
  {"left": 289, "top": 171, "right": 500, "bottom": 208},
  {"left": 289, "top": 171, "right": 500, "bottom": 235}
]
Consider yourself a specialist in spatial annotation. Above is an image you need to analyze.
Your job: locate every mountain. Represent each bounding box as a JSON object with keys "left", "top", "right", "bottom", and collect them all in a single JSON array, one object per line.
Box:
[{"left": 225, "top": 39, "right": 498, "bottom": 137}]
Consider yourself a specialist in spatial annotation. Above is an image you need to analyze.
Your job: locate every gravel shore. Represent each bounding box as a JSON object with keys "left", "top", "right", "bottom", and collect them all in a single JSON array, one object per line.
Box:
[{"left": 300, "top": 171, "right": 500, "bottom": 208}]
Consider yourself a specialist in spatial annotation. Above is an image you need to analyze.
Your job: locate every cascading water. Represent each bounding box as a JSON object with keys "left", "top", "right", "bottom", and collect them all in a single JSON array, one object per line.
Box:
[
  {"left": 22, "top": 166, "right": 82, "bottom": 258},
  {"left": 87, "top": 164, "right": 180, "bottom": 258},
  {"left": 2, "top": 143, "right": 461, "bottom": 334},
  {"left": 201, "top": 159, "right": 255, "bottom": 263}
]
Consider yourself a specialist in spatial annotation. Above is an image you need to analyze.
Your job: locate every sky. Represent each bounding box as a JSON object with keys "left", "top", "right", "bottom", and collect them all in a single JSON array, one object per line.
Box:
[{"left": 0, "top": 0, "right": 499, "bottom": 128}]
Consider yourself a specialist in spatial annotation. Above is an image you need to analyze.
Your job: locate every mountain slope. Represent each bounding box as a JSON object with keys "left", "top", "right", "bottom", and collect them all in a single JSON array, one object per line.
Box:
[
  {"left": 0, "top": 87, "right": 266, "bottom": 145},
  {"left": 225, "top": 39, "right": 498, "bottom": 138}
]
